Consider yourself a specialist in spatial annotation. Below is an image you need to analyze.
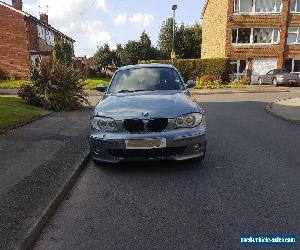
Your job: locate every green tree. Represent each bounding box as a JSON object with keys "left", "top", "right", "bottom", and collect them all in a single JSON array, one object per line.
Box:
[
  {"left": 120, "top": 40, "right": 141, "bottom": 65},
  {"left": 158, "top": 18, "right": 175, "bottom": 59},
  {"left": 118, "top": 31, "right": 159, "bottom": 65},
  {"left": 51, "top": 41, "right": 73, "bottom": 65},
  {"left": 112, "top": 44, "right": 123, "bottom": 67},
  {"left": 158, "top": 18, "right": 202, "bottom": 59},
  {"left": 94, "top": 43, "right": 112, "bottom": 73},
  {"left": 139, "top": 31, "right": 152, "bottom": 59},
  {"left": 180, "top": 23, "right": 202, "bottom": 59}
]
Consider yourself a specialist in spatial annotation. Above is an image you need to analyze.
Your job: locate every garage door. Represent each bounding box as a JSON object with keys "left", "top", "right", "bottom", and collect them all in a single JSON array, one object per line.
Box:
[{"left": 252, "top": 59, "right": 277, "bottom": 84}]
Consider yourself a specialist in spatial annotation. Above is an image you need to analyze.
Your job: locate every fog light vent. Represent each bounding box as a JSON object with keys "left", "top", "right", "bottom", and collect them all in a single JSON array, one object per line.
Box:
[{"left": 194, "top": 143, "right": 201, "bottom": 151}]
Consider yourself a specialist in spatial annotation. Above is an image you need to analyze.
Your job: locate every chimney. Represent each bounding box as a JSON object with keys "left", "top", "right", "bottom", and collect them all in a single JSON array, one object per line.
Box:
[
  {"left": 40, "top": 13, "right": 49, "bottom": 24},
  {"left": 12, "top": 0, "right": 22, "bottom": 11}
]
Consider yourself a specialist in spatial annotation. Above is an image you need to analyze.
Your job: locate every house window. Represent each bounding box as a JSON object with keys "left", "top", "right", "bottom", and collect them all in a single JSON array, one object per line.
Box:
[
  {"left": 31, "top": 55, "right": 42, "bottom": 65},
  {"left": 234, "top": 0, "right": 281, "bottom": 13},
  {"left": 234, "top": 0, "right": 252, "bottom": 12},
  {"left": 253, "top": 28, "right": 279, "bottom": 43},
  {"left": 287, "top": 28, "right": 300, "bottom": 44},
  {"left": 45, "top": 30, "right": 55, "bottom": 46},
  {"left": 255, "top": 0, "right": 281, "bottom": 12},
  {"left": 291, "top": 0, "right": 300, "bottom": 12},
  {"left": 285, "top": 58, "right": 300, "bottom": 72},
  {"left": 230, "top": 60, "right": 247, "bottom": 79},
  {"left": 232, "top": 28, "right": 251, "bottom": 44},
  {"left": 232, "top": 28, "right": 279, "bottom": 44},
  {"left": 37, "top": 25, "right": 45, "bottom": 40}
]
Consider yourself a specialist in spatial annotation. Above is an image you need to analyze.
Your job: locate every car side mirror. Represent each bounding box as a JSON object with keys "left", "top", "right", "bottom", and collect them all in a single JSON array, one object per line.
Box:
[
  {"left": 96, "top": 86, "right": 108, "bottom": 92},
  {"left": 186, "top": 80, "right": 196, "bottom": 88}
]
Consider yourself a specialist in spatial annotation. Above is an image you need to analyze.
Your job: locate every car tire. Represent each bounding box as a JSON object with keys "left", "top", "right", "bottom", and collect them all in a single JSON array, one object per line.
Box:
[
  {"left": 272, "top": 78, "right": 278, "bottom": 87},
  {"left": 258, "top": 78, "right": 263, "bottom": 85}
]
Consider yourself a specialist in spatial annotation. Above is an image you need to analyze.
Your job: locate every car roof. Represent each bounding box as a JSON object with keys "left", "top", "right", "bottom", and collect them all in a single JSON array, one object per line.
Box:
[{"left": 118, "top": 64, "right": 175, "bottom": 71}]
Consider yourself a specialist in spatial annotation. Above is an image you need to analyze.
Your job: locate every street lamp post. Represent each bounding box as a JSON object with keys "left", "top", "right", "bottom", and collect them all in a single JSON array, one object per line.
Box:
[{"left": 171, "top": 4, "right": 178, "bottom": 62}]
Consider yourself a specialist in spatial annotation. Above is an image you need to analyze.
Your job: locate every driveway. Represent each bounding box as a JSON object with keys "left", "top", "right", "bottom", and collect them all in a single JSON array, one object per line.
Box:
[{"left": 34, "top": 92, "right": 300, "bottom": 250}]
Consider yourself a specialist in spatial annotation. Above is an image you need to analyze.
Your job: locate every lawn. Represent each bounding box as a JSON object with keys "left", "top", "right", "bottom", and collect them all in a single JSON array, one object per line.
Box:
[
  {"left": 0, "top": 78, "right": 111, "bottom": 90},
  {"left": 83, "top": 78, "right": 111, "bottom": 90},
  {"left": 0, "top": 96, "right": 44, "bottom": 133},
  {"left": 0, "top": 79, "right": 31, "bottom": 89}
]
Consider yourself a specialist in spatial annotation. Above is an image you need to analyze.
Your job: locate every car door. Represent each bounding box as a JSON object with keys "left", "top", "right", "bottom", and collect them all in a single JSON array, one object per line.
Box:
[{"left": 264, "top": 70, "right": 274, "bottom": 84}]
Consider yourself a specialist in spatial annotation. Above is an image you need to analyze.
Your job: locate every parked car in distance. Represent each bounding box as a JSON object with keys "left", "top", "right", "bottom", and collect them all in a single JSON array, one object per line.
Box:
[
  {"left": 258, "top": 69, "right": 299, "bottom": 86},
  {"left": 89, "top": 64, "right": 207, "bottom": 164}
]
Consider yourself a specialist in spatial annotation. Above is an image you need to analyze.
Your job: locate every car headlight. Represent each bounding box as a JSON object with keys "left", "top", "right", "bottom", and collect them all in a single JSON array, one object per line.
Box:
[
  {"left": 91, "top": 116, "right": 118, "bottom": 131},
  {"left": 175, "top": 113, "right": 203, "bottom": 128}
]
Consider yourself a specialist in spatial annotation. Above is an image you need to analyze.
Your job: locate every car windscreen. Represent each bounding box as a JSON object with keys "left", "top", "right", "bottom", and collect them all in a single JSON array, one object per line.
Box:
[
  {"left": 108, "top": 67, "right": 185, "bottom": 94},
  {"left": 275, "top": 69, "right": 289, "bottom": 74}
]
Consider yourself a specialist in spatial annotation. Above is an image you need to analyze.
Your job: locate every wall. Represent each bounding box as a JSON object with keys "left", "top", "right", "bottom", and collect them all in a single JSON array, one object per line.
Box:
[
  {"left": 225, "top": 0, "right": 300, "bottom": 69},
  {"left": 0, "top": 4, "right": 30, "bottom": 78},
  {"left": 201, "top": 0, "right": 229, "bottom": 58}
]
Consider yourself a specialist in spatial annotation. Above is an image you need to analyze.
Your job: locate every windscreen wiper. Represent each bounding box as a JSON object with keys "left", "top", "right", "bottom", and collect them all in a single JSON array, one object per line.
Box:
[
  {"left": 117, "top": 90, "right": 135, "bottom": 93},
  {"left": 118, "top": 89, "right": 149, "bottom": 93}
]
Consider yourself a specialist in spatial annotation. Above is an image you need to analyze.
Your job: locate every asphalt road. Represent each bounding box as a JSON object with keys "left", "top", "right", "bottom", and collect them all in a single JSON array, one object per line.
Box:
[{"left": 34, "top": 92, "right": 300, "bottom": 250}]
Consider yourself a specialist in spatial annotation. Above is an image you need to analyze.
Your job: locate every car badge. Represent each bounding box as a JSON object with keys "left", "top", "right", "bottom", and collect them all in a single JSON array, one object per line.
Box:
[{"left": 142, "top": 112, "right": 149, "bottom": 117}]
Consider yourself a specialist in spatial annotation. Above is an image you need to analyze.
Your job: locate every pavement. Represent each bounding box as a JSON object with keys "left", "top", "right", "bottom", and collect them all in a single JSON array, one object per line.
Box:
[
  {"left": 266, "top": 97, "right": 300, "bottom": 124},
  {"left": 191, "top": 86, "right": 291, "bottom": 95},
  {"left": 0, "top": 88, "right": 18, "bottom": 95},
  {"left": 32, "top": 92, "right": 300, "bottom": 250},
  {"left": 0, "top": 106, "right": 99, "bottom": 249}
]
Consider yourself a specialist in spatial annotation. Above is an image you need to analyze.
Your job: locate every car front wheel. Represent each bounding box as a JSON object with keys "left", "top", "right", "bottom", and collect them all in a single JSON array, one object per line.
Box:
[
  {"left": 272, "top": 78, "right": 278, "bottom": 87},
  {"left": 258, "top": 78, "right": 263, "bottom": 85}
]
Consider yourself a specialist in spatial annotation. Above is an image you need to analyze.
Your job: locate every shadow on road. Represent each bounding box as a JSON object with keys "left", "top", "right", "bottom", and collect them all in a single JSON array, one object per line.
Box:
[{"left": 92, "top": 159, "right": 206, "bottom": 175}]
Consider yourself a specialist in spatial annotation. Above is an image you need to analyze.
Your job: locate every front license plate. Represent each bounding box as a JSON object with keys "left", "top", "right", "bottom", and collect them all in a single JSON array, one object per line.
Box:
[{"left": 126, "top": 138, "right": 166, "bottom": 149}]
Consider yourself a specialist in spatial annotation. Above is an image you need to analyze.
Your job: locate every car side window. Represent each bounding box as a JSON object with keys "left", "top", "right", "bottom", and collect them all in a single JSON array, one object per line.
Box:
[{"left": 267, "top": 70, "right": 274, "bottom": 75}]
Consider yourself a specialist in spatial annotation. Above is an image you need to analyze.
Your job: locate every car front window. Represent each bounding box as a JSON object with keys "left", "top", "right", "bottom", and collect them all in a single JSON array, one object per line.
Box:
[{"left": 108, "top": 67, "right": 184, "bottom": 94}]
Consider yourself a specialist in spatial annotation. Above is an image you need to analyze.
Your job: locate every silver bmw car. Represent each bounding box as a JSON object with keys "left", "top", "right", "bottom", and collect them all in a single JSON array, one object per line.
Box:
[{"left": 89, "top": 64, "right": 207, "bottom": 164}]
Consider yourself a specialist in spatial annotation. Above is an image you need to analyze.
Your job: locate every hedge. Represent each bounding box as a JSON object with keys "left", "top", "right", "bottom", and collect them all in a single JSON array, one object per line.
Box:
[{"left": 139, "top": 58, "right": 231, "bottom": 83}]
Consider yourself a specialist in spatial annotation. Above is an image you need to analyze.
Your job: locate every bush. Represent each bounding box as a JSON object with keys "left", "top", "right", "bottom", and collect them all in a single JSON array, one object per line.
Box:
[
  {"left": 18, "top": 84, "right": 41, "bottom": 105},
  {"left": 19, "top": 61, "right": 90, "bottom": 111},
  {"left": 139, "top": 58, "right": 231, "bottom": 83},
  {"left": 229, "top": 77, "right": 251, "bottom": 86},
  {"left": 196, "top": 78, "right": 223, "bottom": 89},
  {"left": 198, "top": 75, "right": 217, "bottom": 83}
]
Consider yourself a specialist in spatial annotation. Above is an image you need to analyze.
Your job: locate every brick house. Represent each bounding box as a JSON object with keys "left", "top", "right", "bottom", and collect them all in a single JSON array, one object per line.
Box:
[
  {"left": 0, "top": 0, "right": 75, "bottom": 78},
  {"left": 201, "top": 0, "right": 300, "bottom": 83}
]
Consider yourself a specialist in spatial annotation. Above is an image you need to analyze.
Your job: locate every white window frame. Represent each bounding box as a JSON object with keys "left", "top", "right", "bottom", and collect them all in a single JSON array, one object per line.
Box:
[
  {"left": 45, "top": 30, "right": 55, "bottom": 46},
  {"left": 290, "top": 0, "right": 300, "bottom": 13},
  {"left": 37, "top": 25, "right": 45, "bottom": 40},
  {"left": 288, "top": 59, "right": 300, "bottom": 73},
  {"left": 287, "top": 27, "right": 300, "bottom": 44},
  {"left": 230, "top": 60, "right": 248, "bottom": 79},
  {"left": 234, "top": 0, "right": 282, "bottom": 14},
  {"left": 30, "top": 54, "right": 42, "bottom": 65},
  {"left": 232, "top": 28, "right": 280, "bottom": 45}
]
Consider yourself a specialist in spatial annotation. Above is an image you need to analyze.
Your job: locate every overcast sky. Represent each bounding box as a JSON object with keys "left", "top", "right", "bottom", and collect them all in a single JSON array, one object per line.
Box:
[{"left": 3, "top": 0, "right": 205, "bottom": 57}]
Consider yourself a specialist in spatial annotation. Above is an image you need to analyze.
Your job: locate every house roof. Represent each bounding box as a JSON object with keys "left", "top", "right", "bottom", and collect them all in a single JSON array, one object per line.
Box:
[
  {"left": 201, "top": 0, "right": 209, "bottom": 18},
  {"left": 0, "top": 0, "right": 75, "bottom": 42}
]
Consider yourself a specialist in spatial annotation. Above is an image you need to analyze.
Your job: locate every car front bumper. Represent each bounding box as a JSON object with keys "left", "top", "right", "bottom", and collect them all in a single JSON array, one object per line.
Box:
[{"left": 89, "top": 126, "right": 207, "bottom": 163}]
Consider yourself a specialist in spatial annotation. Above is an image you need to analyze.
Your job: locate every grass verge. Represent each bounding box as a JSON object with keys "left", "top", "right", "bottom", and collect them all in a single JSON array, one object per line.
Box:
[
  {"left": 0, "top": 80, "right": 31, "bottom": 89},
  {"left": 0, "top": 96, "right": 44, "bottom": 133},
  {"left": 83, "top": 78, "right": 111, "bottom": 90},
  {"left": 195, "top": 83, "right": 265, "bottom": 90}
]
